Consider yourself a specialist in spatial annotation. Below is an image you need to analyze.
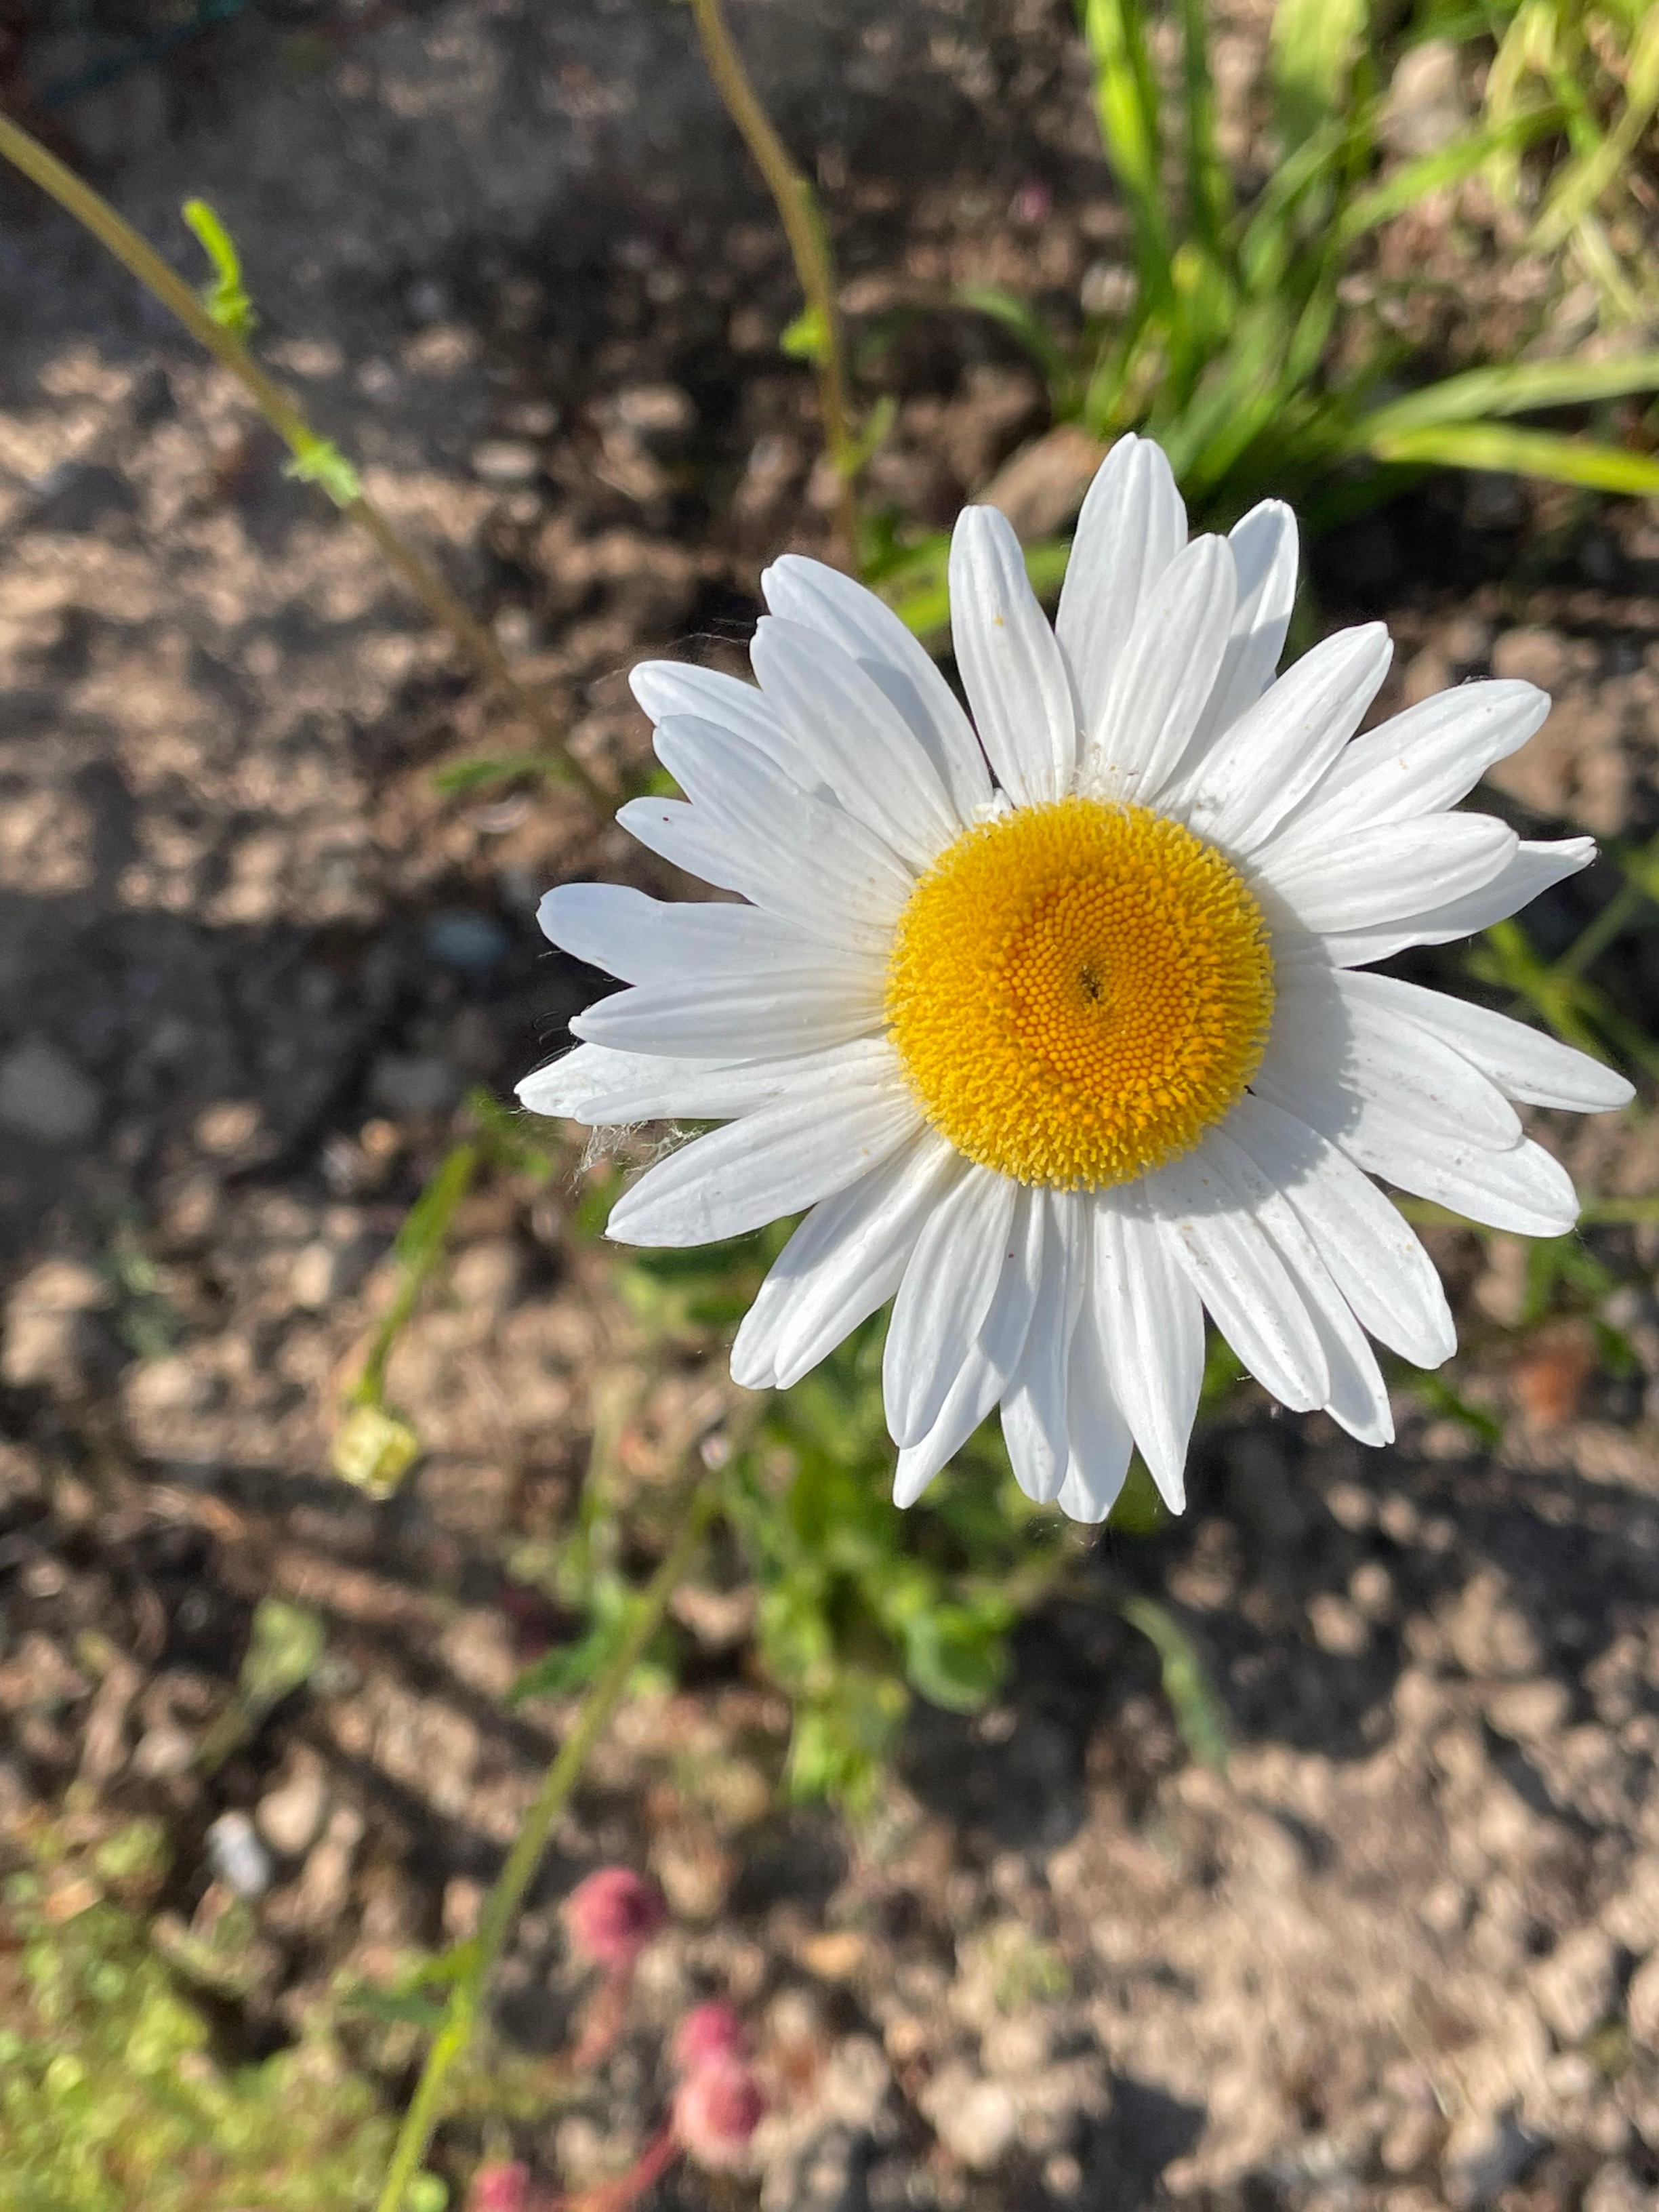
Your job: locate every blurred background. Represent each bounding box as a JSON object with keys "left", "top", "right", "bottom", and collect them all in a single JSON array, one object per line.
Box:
[{"left": 3, "top": 2, "right": 1659, "bottom": 2208}]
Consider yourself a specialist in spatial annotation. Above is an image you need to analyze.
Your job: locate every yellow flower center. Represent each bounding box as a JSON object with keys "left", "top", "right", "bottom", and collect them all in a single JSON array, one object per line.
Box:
[{"left": 885, "top": 796, "right": 1275, "bottom": 1190}]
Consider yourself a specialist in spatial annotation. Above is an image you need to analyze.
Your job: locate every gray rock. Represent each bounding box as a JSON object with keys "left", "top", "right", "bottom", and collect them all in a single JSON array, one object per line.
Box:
[
  {"left": 0, "top": 1037, "right": 100, "bottom": 1144},
  {"left": 426, "top": 909, "right": 510, "bottom": 973},
  {"left": 1446, "top": 2112, "right": 1547, "bottom": 2207},
  {"left": 368, "top": 1052, "right": 462, "bottom": 1120}
]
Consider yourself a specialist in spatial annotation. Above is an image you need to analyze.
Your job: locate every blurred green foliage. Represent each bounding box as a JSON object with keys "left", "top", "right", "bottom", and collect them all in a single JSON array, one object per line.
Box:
[
  {"left": 0, "top": 1822, "right": 412, "bottom": 2212},
  {"left": 876, "top": 0, "right": 1659, "bottom": 628}
]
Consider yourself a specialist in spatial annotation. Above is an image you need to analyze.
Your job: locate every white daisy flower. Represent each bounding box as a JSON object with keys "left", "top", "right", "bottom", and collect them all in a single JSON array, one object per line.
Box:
[{"left": 519, "top": 435, "right": 1633, "bottom": 1523}]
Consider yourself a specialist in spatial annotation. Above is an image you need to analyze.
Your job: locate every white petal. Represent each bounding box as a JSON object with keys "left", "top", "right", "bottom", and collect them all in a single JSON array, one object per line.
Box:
[
  {"left": 749, "top": 617, "right": 960, "bottom": 867},
  {"left": 1088, "top": 535, "right": 1237, "bottom": 804},
  {"left": 884, "top": 1166, "right": 1021, "bottom": 1448},
  {"left": 1255, "top": 813, "right": 1517, "bottom": 937},
  {"left": 607, "top": 1052, "right": 920, "bottom": 1246},
  {"left": 1056, "top": 1260, "right": 1136, "bottom": 1523},
  {"left": 892, "top": 1185, "right": 1045, "bottom": 1506},
  {"left": 1189, "top": 499, "right": 1300, "bottom": 750},
  {"left": 1300, "top": 1281, "right": 1395, "bottom": 1446},
  {"left": 1224, "top": 1090, "right": 1455, "bottom": 1369},
  {"left": 517, "top": 1040, "right": 856, "bottom": 1126},
  {"left": 1304, "top": 836, "right": 1595, "bottom": 966},
  {"left": 631, "top": 659, "right": 793, "bottom": 766},
  {"left": 761, "top": 553, "right": 993, "bottom": 822},
  {"left": 1054, "top": 434, "right": 1187, "bottom": 745},
  {"left": 1175, "top": 623, "right": 1392, "bottom": 855},
  {"left": 1090, "top": 1189, "right": 1205, "bottom": 1511},
  {"left": 949, "top": 504, "right": 1080, "bottom": 806},
  {"left": 1144, "top": 1146, "right": 1330, "bottom": 1411},
  {"left": 1267, "top": 967, "right": 1522, "bottom": 1147},
  {"left": 731, "top": 1132, "right": 961, "bottom": 1389},
  {"left": 1338, "top": 972, "right": 1634, "bottom": 1113},
  {"left": 1282, "top": 678, "right": 1550, "bottom": 839},
  {"left": 623, "top": 704, "right": 918, "bottom": 950},
  {"left": 572, "top": 968, "right": 884, "bottom": 1057},
  {"left": 539, "top": 882, "right": 879, "bottom": 986},
  {"left": 1254, "top": 1056, "right": 1581, "bottom": 1237},
  {"left": 1206, "top": 1125, "right": 1393, "bottom": 1447},
  {"left": 1001, "top": 1195, "right": 1088, "bottom": 1505},
  {"left": 618, "top": 792, "right": 899, "bottom": 957}
]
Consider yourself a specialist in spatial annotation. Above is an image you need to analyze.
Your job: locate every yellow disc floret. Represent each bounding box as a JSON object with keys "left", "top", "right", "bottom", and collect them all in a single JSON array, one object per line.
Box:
[{"left": 886, "top": 796, "right": 1275, "bottom": 1190}]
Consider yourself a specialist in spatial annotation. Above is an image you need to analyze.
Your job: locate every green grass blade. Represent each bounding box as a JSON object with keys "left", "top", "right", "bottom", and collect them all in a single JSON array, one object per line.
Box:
[
  {"left": 1080, "top": 0, "right": 1174, "bottom": 300},
  {"left": 955, "top": 282, "right": 1076, "bottom": 403},
  {"left": 1175, "top": 0, "right": 1232, "bottom": 255},
  {"left": 1365, "top": 420, "right": 1659, "bottom": 496},
  {"left": 1353, "top": 351, "right": 1659, "bottom": 443},
  {"left": 1534, "top": 7, "right": 1659, "bottom": 247},
  {"left": 1235, "top": 108, "right": 1369, "bottom": 300},
  {"left": 1270, "top": 0, "right": 1371, "bottom": 155},
  {"left": 1118, "top": 1596, "right": 1230, "bottom": 1774},
  {"left": 1336, "top": 102, "right": 1563, "bottom": 243}
]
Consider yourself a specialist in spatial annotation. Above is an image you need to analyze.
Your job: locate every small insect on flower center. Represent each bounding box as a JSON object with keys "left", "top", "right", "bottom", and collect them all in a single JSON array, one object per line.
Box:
[{"left": 886, "top": 796, "right": 1275, "bottom": 1189}]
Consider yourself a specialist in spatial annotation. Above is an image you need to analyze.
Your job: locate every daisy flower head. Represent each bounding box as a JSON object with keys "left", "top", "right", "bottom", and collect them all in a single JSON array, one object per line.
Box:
[{"left": 520, "top": 435, "right": 1633, "bottom": 1524}]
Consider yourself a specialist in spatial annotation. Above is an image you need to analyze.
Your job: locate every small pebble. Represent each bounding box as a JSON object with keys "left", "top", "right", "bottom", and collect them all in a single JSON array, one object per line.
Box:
[
  {"left": 368, "top": 1053, "right": 460, "bottom": 1120},
  {"left": 0, "top": 1037, "right": 100, "bottom": 1144},
  {"left": 470, "top": 438, "right": 541, "bottom": 486},
  {"left": 255, "top": 1748, "right": 329, "bottom": 1857},
  {"left": 425, "top": 909, "right": 510, "bottom": 975},
  {"left": 205, "top": 1809, "right": 274, "bottom": 1900}
]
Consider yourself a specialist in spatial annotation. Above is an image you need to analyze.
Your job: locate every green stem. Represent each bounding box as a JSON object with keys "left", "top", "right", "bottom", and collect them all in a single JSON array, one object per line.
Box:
[
  {"left": 0, "top": 109, "right": 606, "bottom": 811},
  {"left": 373, "top": 1437, "right": 737, "bottom": 2212},
  {"left": 685, "top": 0, "right": 861, "bottom": 560},
  {"left": 351, "top": 1141, "right": 480, "bottom": 1412}
]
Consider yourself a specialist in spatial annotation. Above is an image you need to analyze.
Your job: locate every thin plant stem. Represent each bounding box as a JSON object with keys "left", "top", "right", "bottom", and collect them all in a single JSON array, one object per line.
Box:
[
  {"left": 373, "top": 1393, "right": 764, "bottom": 2212},
  {"left": 686, "top": 0, "right": 861, "bottom": 558},
  {"left": 0, "top": 108, "right": 607, "bottom": 811}
]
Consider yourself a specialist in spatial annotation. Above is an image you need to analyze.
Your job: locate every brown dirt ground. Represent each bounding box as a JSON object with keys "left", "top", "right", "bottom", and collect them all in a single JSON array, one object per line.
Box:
[{"left": 5, "top": 3, "right": 1659, "bottom": 2209}]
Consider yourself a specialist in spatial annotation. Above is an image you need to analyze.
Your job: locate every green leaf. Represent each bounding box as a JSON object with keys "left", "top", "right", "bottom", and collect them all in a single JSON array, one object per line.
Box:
[
  {"left": 508, "top": 1611, "right": 634, "bottom": 1704},
  {"left": 330, "top": 1403, "right": 422, "bottom": 1497},
  {"left": 1412, "top": 1367, "right": 1503, "bottom": 1450},
  {"left": 182, "top": 197, "right": 256, "bottom": 337},
  {"left": 1352, "top": 350, "right": 1659, "bottom": 443},
  {"left": 1269, "top": 0, "right": 1370, "bottom": 155},
  {"left": 956, "top": 282, "right": 1075, "bottom": 397},
  {"left": 283, "top": 430, "right": 363, "bottom": 508},
  {"left": 902, "top": 1601, "right": 1012, "bottom": 1715},
  {"left": 237, "top": 1597, "right": 327, "bottom": 1716},
  {"left": 1362, "top": 421, "right": 1659, "bottom": 497},
  {"left": 781, "top": 304, "right": 831, "bottom": 363},
  {"left": 1118, "top": 1596, "right": 1230, "bottom": 1774}
]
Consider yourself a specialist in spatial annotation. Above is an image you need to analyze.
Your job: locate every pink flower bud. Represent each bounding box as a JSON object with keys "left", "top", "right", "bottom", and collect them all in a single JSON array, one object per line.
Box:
[
  {"left": 466, "top": 2162, "right": 532, "bottom": 2212},
  {"left": 672, "top": 2057, "right": 765, "bottom": 2172},
  {"left": 672, "top": 2000, "right": 748, "bottom": 2076},
  {"left": 563, "top": 1866, "right": 667, "bottom": 1973}
]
